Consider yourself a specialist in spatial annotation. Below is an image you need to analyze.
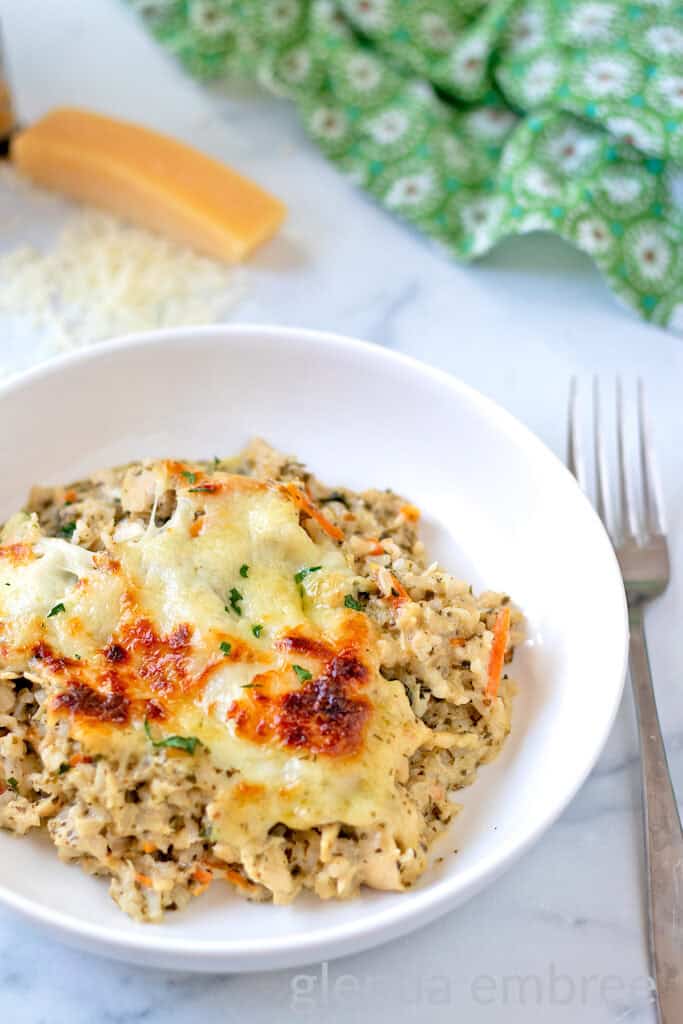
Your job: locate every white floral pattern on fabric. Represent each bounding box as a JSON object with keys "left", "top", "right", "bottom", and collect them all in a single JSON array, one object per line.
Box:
[
  {"left": 521, "top": 55, "right": 564, "bottom": 104},
  {"left": 562, "top": 3, "right": 619, "bottom": 45},
  {"left": 542, "top": 124, "right": 601, "bottom": 174},
  {"left": 438, "top": 133, "right": 490, "bottom": 183},
  {"left": 506, "top": 7, "right": 546, "bottom": 55},
  {"left": 451, "top": 36, "right": 489, "bottom": 90},
  {"left": 365, "top": 109, "right": 410, "bottom": 144},
  {"left": 644, "top": 24, "right": 683, "bottom": 57},
  {"left": 575, "top": 216, "right": 614, "bottom": 255},
  {"left": 460, "top": 196, "right": 506, "bottom": 253},
  {"left": 345, "top": 53, "right": 383, "bottom": 91},
  {"left": 577, "top": 54, "right": 641, "bottom": 100},
  {"left": 520, "top": 165, "right": 564, "bottom": 200},
  {"left": 342, "top": 0, "right": 391, "bottom": 33},
  {"left": 189, "top": 1, "right": 236, "bottom": 37},
  {"left": 418, "top": 12, "right": 458, "bottom": 52},
  {"left": 624, "top": 222, "right": 676, "bottom": 291},
  {"left": 594, "top": 166, "right": 657, "bottom": 218},
  {"left": 130, "top": 0, "right": 683, "bottom": 332},
  {"left": 602, "top": 175, "right": 642, "bottom": 204},
  {"left": 385, "top": 171, "right": 437, "bottom": 209},
  {"left": 309, "top": 105, "right": 349, "bottom": 140},
  {"left": 266, "top": 0, "right": 303, "bottom": 33},
  {"left": 649, "top": 73, "right": 683, "bottom": 112},
  {"left": 605, "top": 115, "right": 663, "bottom": 155},
  {"left": 464, "top": 106, "right": 518, "bottom": 141},
  {"left": 278, "top": 46, "right": 313, "bottom": 83}
]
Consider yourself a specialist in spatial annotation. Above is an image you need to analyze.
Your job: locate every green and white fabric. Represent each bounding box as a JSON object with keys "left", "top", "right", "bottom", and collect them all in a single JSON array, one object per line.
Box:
[{"left": 128, "top": 0, "right": 683, "bottom": 330}]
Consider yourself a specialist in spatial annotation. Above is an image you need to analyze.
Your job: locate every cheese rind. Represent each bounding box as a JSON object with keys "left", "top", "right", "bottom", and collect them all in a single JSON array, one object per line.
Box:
[{"left": 11, "top": 108, "right": 286, "bottom": 262}]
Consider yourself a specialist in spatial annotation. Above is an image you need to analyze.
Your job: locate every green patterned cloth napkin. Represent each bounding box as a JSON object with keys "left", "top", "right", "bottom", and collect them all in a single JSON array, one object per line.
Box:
[{"left": 129, "top": 0, "right": 683, "bottom": 330}]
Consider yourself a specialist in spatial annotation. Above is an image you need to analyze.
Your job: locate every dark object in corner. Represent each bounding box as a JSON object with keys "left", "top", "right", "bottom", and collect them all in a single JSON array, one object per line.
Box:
[{"left": 0, "top": 24, "right": 15, "bottom": 158}]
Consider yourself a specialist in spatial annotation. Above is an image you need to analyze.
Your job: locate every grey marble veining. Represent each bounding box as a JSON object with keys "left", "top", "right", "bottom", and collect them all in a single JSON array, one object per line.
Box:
[{"left": 0, "top": 1, "right": 682, "bottom": 1021}]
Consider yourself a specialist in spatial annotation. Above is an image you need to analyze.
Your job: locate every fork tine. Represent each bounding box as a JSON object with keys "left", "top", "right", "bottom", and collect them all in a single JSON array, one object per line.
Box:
[
  {"left": 567, "top": 376, "right": 586, "bottom": 488},
  {"left": 637, "top": 379, "right": 666, "bottom": 536},
  {"left": 592, "top": 377, "right": 611, "bottom": 529},
  {"left": 616, "top": 377, "right": 638, "bottom": 541}
]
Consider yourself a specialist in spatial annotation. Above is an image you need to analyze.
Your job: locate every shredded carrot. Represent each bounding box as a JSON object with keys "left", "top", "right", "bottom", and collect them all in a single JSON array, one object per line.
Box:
[
  {"left": 192, "top": 866, "right": 214, "bottom": 886},
  {"left": 68, "top": 753, "right": 92, "bottom": 767},
  {"left": 190, "top": 865, "right": 214, "bottom": 895},
  {"left": 283, "top": 483, "right": 345, "bottom": 542},
  {"left": 224, "top": 866, "right": 259, "bottom": 893},
  {"left": 486, "top": 606, "right": 511, "bottom": 699},
  {"left": 141, "top": 841, "right": 156, "bottom": 855},
  {"left": 368, "top": 538, "right": 384, "bottom": 555},
  {"left": 63, "top": 489, "right": 77, "bottom": 504},
  {"left": 450, "top": 637, "right": 467, "bottom": 648},
  {"left": 369, "top": 564, "right": 410, "bottom": 606},
  {"left": 189, "top": 517, "right": 204, "bottom": 538},
  {"left": 387, "top": 572, "right": 410, "bottom": 606},
  {"left": 400, "top": 504, "right": 421, "bottom": 523},
  {"left": 135, "top": 872, "right": 153, "bottom": 888}
]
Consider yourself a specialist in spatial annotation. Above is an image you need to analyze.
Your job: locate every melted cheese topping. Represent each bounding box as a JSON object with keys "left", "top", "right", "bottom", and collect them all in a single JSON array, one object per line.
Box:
[{"left": 0, "top": 465, "right": 427, "bottom": 850}]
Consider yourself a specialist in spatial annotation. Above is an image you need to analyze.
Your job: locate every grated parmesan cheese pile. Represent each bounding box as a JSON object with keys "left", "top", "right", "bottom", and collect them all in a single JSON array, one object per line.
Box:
[{"left": 0, "top": 166, "right": 245, "bottom": 354}]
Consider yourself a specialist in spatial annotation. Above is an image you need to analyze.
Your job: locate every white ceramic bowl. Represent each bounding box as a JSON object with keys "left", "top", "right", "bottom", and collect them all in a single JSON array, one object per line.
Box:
[{"left": 0, "top": 325, "right": 628, "bottom": 972}]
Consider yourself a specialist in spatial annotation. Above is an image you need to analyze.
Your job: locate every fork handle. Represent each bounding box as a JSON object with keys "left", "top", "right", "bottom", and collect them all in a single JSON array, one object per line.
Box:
[{"left": 629, "top": 609, "right": 683, "bottom": 1024}]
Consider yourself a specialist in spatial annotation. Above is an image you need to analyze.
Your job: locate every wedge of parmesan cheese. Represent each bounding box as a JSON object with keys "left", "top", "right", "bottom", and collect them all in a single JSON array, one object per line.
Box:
[{"left": 11, "top": 107, "right": 286, "bottom": 262}]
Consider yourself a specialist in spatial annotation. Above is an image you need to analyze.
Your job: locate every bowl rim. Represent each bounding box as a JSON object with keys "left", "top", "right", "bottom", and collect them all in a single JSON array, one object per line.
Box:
[{"left": 0, "top": 323, "right": 629, "bottom": 963}]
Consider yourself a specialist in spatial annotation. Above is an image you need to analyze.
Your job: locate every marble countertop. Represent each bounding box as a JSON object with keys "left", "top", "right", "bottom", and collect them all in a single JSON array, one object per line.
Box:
[{"left": 0, "top": 2, "right": 681, "bottom": 1021}]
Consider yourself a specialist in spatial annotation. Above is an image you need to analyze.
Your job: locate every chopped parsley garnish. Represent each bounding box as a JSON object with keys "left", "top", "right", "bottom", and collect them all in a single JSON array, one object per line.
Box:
[
  {"left": 6, "top": 777, "right": 18, "bottom": 792},
  {"left": 228, "top": 588, "right": 243, "bottom": 615},
  {"left": 239, "top": 563, "right": 249, "bottom": 578},
  {"left": 47, "top": 602, "right": 66, "bottom": 618},
  {"left": 58, "top": 762, "right": 70, "bottom": 774},
  {"left": 182, "top": 470, "right": 197, "bottom": 484},
  {"left": 188, "top": 484, "right": 215, "bottom": 493},
  {"left": 220, "top": 641, "right": 232, "bottom": 656},
  {"left": 60, "top": 521, "right": 77, "bottom": 539},
  {"left": 74, "top": 654, "right": 81, "bottom": 660},
  {"left": 319, "top": 492, "right": 350, "bottom": 509},
  {"left": 143, "top": 718, "right": 200, "bottom": 755},
  {"left": 252, "top": 624, "right": 263, "bottom": 638},
  {"left": 241, "top": 682, "right": 262, "bottom": 689},
  {"left": 294, "top": 566, "right": 322, "bottom": 584},
  {"left": 293, "top": 664, "right": 312, "bottom": 683},
  {"left": 344, "top": 594, "right": 362, "bottom": 612}
]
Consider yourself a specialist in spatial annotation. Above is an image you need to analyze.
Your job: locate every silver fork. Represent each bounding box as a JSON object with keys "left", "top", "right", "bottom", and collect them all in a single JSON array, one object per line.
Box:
[{"left": 568, "top": 379, "right": 682, "bottom": 1024}]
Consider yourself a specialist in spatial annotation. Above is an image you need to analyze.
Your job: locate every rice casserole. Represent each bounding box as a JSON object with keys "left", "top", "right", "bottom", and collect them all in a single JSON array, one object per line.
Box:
[{"left": 0, "top": 440, "right": 522, "bottom": 921}]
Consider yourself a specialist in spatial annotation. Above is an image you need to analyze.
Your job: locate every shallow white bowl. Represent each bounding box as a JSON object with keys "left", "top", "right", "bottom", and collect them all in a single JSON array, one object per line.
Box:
[{"left": 0, "top": 325, "right": 628, "bottom": 972}]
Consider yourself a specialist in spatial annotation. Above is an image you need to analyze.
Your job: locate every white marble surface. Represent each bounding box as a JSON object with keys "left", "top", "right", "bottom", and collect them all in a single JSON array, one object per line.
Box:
[{"left": 0, "top": 1, "right": 681, "bottom": 1021}]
